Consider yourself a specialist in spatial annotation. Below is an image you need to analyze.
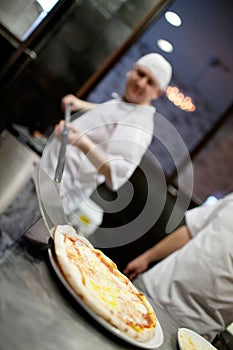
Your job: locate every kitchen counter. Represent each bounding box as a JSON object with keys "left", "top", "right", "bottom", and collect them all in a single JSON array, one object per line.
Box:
[{"left": 0, "top": 218, "right": 180, "bottom": 350}]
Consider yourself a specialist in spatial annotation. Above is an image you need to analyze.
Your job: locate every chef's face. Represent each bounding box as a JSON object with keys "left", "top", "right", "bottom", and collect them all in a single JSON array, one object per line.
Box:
[{"left": 123, "top": 65, "right": 162, "bottom": 105}]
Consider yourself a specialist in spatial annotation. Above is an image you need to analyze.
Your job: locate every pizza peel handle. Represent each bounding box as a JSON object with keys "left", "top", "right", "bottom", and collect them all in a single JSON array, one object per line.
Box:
[
  {"left": 34, "top": 105, "right": 85, "bottom": 237},
  {"left": 54, "top": 103, "right": 71, "bottom": 185}
]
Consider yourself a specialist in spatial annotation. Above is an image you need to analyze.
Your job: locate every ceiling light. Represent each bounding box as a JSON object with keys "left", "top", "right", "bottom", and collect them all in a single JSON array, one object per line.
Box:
[
  {"left": 157, "top": 39, "right": 173, "bottom": 53},
  {"left": 165, "top": 11, "right": 182, "bottom": 26}
]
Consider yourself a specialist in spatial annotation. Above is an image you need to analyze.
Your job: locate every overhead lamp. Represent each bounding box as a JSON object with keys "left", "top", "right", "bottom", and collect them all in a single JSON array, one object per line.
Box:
[
  {"left": 157, "top": 39, "right": 173, "bottom": 53},
  {"left": 165, "top": 11, "right": 182, "bottom": 26}
]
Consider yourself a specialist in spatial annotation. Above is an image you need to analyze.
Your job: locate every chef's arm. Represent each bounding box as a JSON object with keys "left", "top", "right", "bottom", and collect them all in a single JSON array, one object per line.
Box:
[
  {"left": 55, "top": 121, "right": 111, "bottom": 183},
  {"left": 141, "top": 225, "right": 191, "bottom": 263},
  {"left": 123, "top": 225, "right": 191, "bottom": 280},
  {"left": 61, "top": 94, "right": 99, "bottom": 112},
  {"left": 76, "top": 133, "right": 112, "bottom": 185}
]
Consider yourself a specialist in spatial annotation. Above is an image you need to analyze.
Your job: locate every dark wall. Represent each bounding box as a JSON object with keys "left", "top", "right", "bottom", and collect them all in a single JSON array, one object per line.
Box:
[{"left": 0, "top": 0, "right": 165, "bottom": 133}]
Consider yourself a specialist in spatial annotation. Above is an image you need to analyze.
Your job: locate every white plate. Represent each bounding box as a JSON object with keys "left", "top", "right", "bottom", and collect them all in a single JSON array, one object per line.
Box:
[
  {"left": 48, "top": 247, "right": 164, "bottom": 349},
  {"left": 178, "top": 328, "right": 217, "bottom": 350}
]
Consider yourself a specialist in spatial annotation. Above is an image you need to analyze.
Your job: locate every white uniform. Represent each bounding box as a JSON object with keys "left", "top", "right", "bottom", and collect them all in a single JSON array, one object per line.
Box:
[
  {"left": 42, "top": 100, "right": 155, "bottom": 214},
  {"left": 142, "top": 193, "right": 233, "bottom": 341}
]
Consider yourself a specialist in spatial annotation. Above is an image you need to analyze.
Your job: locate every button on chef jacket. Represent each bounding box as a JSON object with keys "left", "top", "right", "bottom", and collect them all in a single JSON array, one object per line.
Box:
[{"left": 42, "top": 100, "right": 155, "bottom": 214}]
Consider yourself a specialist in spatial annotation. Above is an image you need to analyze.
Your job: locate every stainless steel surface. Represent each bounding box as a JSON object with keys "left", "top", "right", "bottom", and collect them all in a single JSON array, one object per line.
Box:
[
  {"left": 0, "top": 220, "right": 180, "bottom": 350},
  {"left": 34, "top": 166, "right": 68, "bottom": 233},
  {"left": 0, "top": 130, "right": 40, "bottom": 214}
]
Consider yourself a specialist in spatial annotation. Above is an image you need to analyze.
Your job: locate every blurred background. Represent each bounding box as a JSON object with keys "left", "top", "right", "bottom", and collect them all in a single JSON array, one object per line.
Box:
[{"left": 0, "top": 0, "right": 232, "bottom": 205}]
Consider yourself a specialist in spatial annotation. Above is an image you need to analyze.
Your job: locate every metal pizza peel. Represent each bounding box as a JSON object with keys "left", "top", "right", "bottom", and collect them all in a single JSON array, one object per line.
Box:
[
  {"left": 34, "top": 104, "right": 71, "bottom": 236},
  {"left": 34, "top": 165, "right": 68, "bottom": 236}
]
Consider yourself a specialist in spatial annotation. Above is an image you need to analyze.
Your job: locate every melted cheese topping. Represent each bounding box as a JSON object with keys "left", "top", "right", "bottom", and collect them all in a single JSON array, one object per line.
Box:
[{"left": 64, "top": 234, "right": 156, "bottom": 331}]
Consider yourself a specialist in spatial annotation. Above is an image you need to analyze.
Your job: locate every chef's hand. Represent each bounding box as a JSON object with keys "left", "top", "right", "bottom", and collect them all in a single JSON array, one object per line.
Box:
[
  {"left": 61, "top": 94, "right": 98, "bottom": 112},
  {"left": 123, "top": 255, "right": 150, "bottom": 281},
  {"left": 55, "top": 120, "right": 111, "bottom": 183},
  {"left": 54, "top": 120, "right": 87, "bottom": 148}
]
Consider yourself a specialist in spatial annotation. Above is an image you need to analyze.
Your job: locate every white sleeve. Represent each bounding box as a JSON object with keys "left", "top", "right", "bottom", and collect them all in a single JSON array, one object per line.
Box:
[
  {"left": 105, "top": 123, "right": 153, "bottom": 191},
  {"left": 185, "top": 205, "right": 215, "bottom": 237},
  {"left": 185, "top": 196, "right": 231, "bottom": 237}
]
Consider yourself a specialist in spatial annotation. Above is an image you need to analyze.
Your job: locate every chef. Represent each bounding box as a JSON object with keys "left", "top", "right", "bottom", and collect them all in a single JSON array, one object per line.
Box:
[
  {"left": 124, "top": 192, "right": 233, "bottom": 342},
  {"left": 42, "top": 53, "right": 172, "bottom": 215}
]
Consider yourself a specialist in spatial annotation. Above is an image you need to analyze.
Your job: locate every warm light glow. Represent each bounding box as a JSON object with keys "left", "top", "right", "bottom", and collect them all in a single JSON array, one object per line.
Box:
[
  {"left": 184, "top": 96, "right": 191, "bottom": 103},
  {"left": 172, "top": 86, "right": 179, "bottom": 94},
  {"left": 177, "top": 93, "right": 184, "bottom": 100},
  {"left": 157, "top": 39, "right": 173, "bottom": 53},
  {"left": 165, "top": 86, "right": 196, "bottom": 112},
  {"left": 165, "top": 11, "right": 182, "bottom": 27},
  {"left": 166, "top": 86, "right": 172, "bottom": 94}
]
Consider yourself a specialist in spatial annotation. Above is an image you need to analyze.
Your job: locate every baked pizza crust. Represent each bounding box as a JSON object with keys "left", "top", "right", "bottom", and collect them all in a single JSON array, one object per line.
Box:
[{"left": 54, "top": 225, "right": 156, "bottom": 342}]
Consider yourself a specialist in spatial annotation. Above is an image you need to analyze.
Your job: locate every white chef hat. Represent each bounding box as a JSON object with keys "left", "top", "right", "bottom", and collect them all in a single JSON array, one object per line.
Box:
[{"left": 135, "top": 53, "right": 172, "bottom": 90}]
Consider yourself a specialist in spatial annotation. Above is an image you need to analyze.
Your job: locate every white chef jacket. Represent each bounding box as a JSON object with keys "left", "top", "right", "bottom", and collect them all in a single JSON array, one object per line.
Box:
[
  {"left": 142, "top": 193, "right": 233, "bottom": 341},
  {"left": 42, "top": 100, "right": 155, "bottom": 214}
]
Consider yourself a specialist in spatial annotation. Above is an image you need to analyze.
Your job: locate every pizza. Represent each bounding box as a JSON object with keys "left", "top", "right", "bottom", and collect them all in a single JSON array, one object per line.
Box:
[{"left": 53, "top": 225, "right": 156, "bottom": 342}]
